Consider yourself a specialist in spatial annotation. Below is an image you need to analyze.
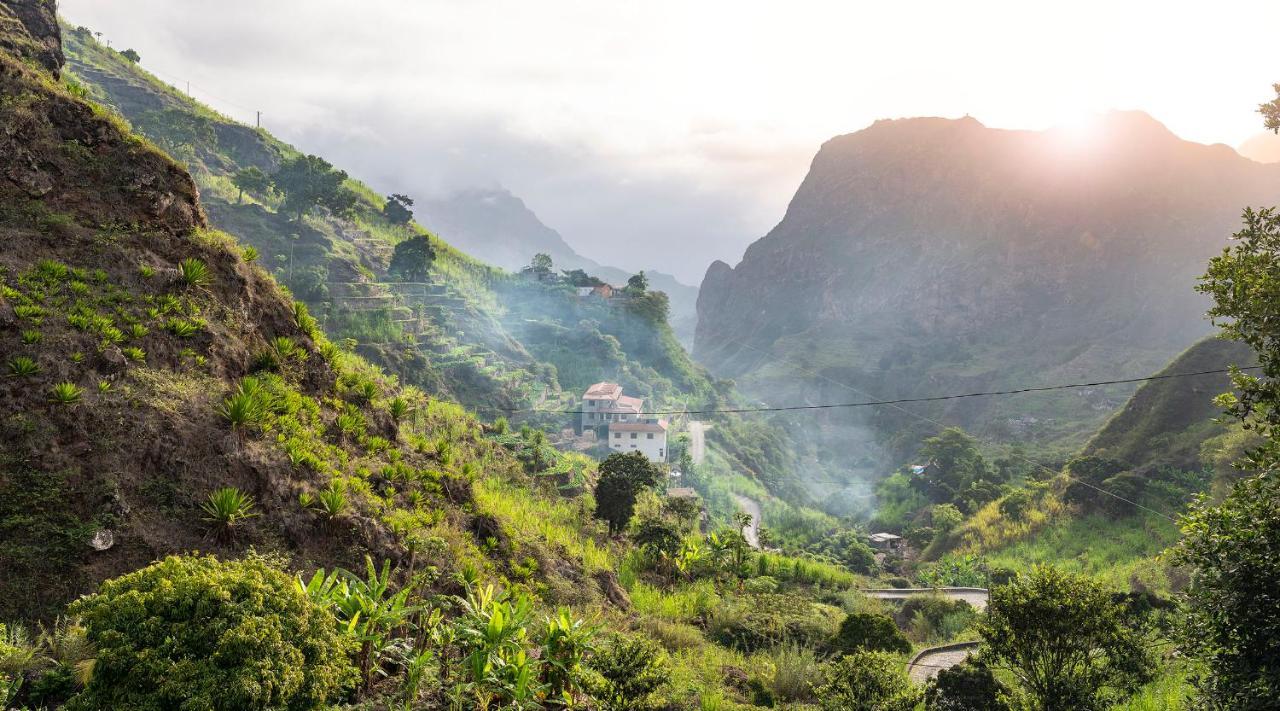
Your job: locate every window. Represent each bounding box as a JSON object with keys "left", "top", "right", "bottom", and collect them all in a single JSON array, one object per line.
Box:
[
  {"left": 630, "top": 433, "right": 638, "bottom": 439},
  {"left": 647, "top": 433, "right": 654, "bottom": 440},
  {"left": 614, "top": 432, "right": 621, "bottom": 439}
]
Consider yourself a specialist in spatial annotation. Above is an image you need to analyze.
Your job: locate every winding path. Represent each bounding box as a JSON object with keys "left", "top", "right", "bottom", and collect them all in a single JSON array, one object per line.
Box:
[
  {"left": 906, "top": 641, "right": 981, "bottom": 683},
  {"left": 860, "top": 586, "right": 989, "bottom": 611},
  {"left": 688, "top": 420, "right": 708, "bottom": 465}
]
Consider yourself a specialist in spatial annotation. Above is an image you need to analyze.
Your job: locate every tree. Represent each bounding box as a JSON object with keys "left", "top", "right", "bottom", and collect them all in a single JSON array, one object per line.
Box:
[
  {"left": 592, "top": 452, "right": 662, "bottom": 534},
  {"left": 561, "top": 268, "right": 603, "bottom": 287},
  {"left": 1181, "top": 151, "right": 1280, "bottom": 703},
  {"left": 1171, "top": 473, "right": 1280, "bottom": 706},
  {"left": 980, "top": 566, "right": 1152, "bottom": 711},
  {"left": 914, "top": 427, "right": 991, "bottom": 504},
  {"left": 387, "top": 235, "right": 435, "bottom": 282},
  {"left": 66, "top": 555, "right": 356, "bottom": 711},
  {"left": 830, "top": 612, "right": 912, "bottom": 655},
  {"left": 272, "top": 154, "right": 356, "bottom": 220},
  {"left": 1262, "top": 83, "right": 1280, "bottom": 133},
  {"left": 231, "top": 166, "right": 271, "bottom": 204},
  {"left": 1061, "top": 456, "right": 1127, "bottom": 511},
  {"left": 382, "top": 193, "right": 414, "bottom": 226},
  {"left": 626, "top": 271, "right": 648, "bottom": 294},
  {"left": 925, "top": 660, "right": 1011, "bottom": 711},
  {"left": 523, "top": 252, "right": 554, "bottom": 280},
  {"left": 813, "top": 651, "right": 920, "bottom": 711},
  {"left": 120, "top": 48, "right": 140, "bottom": 63}
]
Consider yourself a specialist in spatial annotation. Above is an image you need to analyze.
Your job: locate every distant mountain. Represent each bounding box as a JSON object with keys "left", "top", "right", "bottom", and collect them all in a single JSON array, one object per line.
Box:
[
  {"left": 695, "top": 113, "right": 1280, "bottom": 484},
  {"left": 419, "top": 188, "right": 700, "bottom": 344},
  {"left": 1239, "top": 131, "right": 1280, "bottom": 163}
]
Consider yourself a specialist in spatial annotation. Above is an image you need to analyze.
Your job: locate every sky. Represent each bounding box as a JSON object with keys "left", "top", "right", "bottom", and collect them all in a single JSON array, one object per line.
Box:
[{"left": 60, "top": 0, "right": 1280, "bottom": 284}]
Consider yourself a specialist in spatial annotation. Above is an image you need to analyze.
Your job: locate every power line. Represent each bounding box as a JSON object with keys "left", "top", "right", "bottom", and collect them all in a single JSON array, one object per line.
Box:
[
  {"left": 488, "top": 365, "right": 1260, "bottom": 416},
  {"left": 706, "top": 337, "right": 1227, "bottom": 523}
]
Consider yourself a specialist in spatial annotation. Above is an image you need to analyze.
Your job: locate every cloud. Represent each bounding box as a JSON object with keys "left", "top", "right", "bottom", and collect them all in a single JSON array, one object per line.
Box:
[{"left": 59, "top": 0, "right": 1280, "bottom": 283}]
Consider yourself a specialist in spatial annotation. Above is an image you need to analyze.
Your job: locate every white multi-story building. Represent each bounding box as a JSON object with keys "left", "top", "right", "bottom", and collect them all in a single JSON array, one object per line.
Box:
[{"left": 581, "top": 382, "right": 668, "bottom": 463}]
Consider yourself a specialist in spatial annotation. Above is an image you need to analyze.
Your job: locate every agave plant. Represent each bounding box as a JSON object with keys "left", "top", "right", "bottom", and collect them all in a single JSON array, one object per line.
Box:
[
  {"left": 387, "top": 396, "right": 414, "bottom": 425},
  {"left": 49, "top": 382, "right": 84, "bottom": 405},
  {"left": 20, "top": 329, "right": 41, "bottom": 345},
  {"left": 177, "top": 257, "right": 212, "bottom": 287},
  {"left": 201, "top": 486, "right": 258, "bottom": 539},
  {"left": 241, "top": 246, "right": 259, "bottom": 262},
  {"left": 121, "top": 347, "right": 145, "bottom": 363},
  {"left": 7, "top": 356, "right": 39, "bottom": 377},
  {"left": 164, "top": 318, "right": 199, "bottom": 338},
  {"left": 307, "top": 484, "right": 348, "bottom": 520}
]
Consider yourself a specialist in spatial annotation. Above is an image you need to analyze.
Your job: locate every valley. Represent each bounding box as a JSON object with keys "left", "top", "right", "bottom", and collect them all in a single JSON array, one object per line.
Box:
[{"left": 2, "top": 2, "right": 1280, "bottom": 710}]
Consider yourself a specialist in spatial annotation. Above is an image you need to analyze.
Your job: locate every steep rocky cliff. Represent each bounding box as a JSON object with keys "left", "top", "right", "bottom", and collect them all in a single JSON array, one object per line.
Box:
[{"left": 696, "top": 114, "right": 1280, "bottom": 479}]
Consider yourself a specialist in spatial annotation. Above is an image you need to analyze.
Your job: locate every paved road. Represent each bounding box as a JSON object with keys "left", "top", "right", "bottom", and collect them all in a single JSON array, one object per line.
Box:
[
  {"left": 861, "top": 587, "right": 989, "bottom": 612},
  {"left": 907, "top": 641, "right": 981, "bottom": 683},
  {"left": 688, "top": 421, "right": 708, "bottom": 465},
  {"left": 730, "top": 494, "right": 762, "bottom": 549}
]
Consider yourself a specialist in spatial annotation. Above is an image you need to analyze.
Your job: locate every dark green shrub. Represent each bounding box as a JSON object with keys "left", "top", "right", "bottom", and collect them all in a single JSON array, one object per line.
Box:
[
  {"left": 587, "top": 635, "right": 668, "bottom": 711},
  {"left": 814, "top": 651, "right": 920, "bottom": 711},
  {"left": 67, "top": 555, "right": 356, "bottom": 711},
  {"left": 708, "top": 594, "right": 840, "bottom": 653},
  {"left": 831, "top": 612, "right": 911, "bottom": 655},
  {"left": 925, "top": 660, "right": 1011, "bottom": 711}
]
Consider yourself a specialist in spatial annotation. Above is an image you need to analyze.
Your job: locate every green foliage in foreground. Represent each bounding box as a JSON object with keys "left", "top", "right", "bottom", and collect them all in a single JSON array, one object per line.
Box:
[
  {"left": 980, "top": 566, "right": 1153, "bottom": 711},
  {"left": 813, "top": 650, "right": 919, "bottom": 711},
  {"left": 66, "top": 555, "right": 356, "bottom": 711}
]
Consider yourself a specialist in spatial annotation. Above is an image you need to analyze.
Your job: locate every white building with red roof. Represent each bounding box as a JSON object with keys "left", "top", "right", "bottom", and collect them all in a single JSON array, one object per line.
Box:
[{"left": 581, "top": 382, "right": 668, "bottom": 462}]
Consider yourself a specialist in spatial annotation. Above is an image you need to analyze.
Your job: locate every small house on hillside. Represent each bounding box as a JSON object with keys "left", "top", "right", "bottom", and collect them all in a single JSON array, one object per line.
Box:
[
  {"left": 581, "top": 381, "right": 668, "bottom": 463},
  {"left": 868, "top": 532, "right": 903, "bottom": 552}
]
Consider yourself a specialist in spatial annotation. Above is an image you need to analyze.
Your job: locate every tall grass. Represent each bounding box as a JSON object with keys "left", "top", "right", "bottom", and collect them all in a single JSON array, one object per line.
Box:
[
  {"left": 473, "top": 477, "right": 612, "bottom": 573},
  {"left": 628, "top": 580, "right": 720, "bottom": 623}
]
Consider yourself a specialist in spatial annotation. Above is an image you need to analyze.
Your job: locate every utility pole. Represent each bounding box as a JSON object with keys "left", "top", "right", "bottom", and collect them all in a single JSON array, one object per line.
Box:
[
  {"left": 185, "top": 81, "right": 190, "bottom": 96},
  {"left": 256, "top": 111, "right": 261, "bottom": 129}
]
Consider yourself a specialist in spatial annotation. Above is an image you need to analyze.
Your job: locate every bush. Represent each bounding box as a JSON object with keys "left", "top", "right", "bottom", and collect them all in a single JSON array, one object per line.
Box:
[
  {"left": 769, "top": 642, "right": 819, "bottom": 702},
  {"left": 66, "top": 555, "right": 356, "bottom": 710},
  {"left": 831, "top": 612, "right": 912, "bottom": 655},
  {"left": 201, "top": 487, "right": 258, "bottom": 539},
  {"left": 813, "top": 651, "right": 920, "bottom": 711},
  {"left": 587, "top": 635, "right": 668, "bottom": 711},
  {"left": 925, "top": 660, "right": 1011, "bottom": 711},
  {"left": 708, "top": 593, "right": 840, "bottom": 653}
]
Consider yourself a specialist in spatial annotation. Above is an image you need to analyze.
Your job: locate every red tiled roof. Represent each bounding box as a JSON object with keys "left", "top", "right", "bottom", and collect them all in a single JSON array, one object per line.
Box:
[
  {"left": 583, "top": 382, "right": 622, "bottom": 399},
  {"left": 614, "top": 395, "right": 644, "bottom": 412}
]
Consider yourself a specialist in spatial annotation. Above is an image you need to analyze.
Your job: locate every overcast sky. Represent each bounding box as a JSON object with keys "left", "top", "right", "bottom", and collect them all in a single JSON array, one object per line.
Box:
[{"left": 60, "top": 0, "right": 1280, "bottom": 284}]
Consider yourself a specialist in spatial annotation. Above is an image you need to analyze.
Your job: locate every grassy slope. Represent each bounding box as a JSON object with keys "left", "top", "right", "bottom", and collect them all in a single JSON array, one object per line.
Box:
[
  {"left": 934, "top": 337, "right": 1258, "bottom": 593},
  {"left": 60, "top": 28, "right": 818, "bottom": 504}
]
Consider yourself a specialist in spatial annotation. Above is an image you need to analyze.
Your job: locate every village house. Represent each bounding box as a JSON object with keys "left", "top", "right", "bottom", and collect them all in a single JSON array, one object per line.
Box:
[
  {"left": 867, "top": 532, "right": 904, "bottom": 552},
  {"left": 581, "top": 381, "right": 668, "bottom": 462}
]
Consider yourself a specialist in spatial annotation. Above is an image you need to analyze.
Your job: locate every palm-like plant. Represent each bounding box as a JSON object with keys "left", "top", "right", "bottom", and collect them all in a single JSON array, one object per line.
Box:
[
  {"left": 49, "top": 382, "right": 84, "bottom": 405},
  {"left": 387, "top": 396, "right": 413, "bottom": 425},
  {"left": 164, "top": 318, "right": 199, "bottom": 338},
  {"left": 540, "top": 608, "right": 595, "bottom": 702},
  {"left": 307, "top": 484, "right": 348, "bottom": 520},
  {"left": 201, "top": 486, "right": 258, "bottom": 540},
  {"left": 7, "top": 356, "right": 39, "bottom": 376},
  {"left": 177, "top": 257, "right": 212, "bottom": 287}
]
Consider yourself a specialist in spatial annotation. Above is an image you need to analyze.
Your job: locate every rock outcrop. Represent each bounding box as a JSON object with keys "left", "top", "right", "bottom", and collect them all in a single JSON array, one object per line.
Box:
[
  {"left": 695, "top": 113, "right": 1280, "bottom": 472},
  {"left": 0, "top": 0, "right": 61, "bottom": 76}
]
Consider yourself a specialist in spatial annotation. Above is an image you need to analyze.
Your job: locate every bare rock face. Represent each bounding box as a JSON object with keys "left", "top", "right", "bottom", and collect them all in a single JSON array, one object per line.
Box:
[
  {"left": 89, "top": 529, "right": 114, "bottom": 551},
  {"left": 0, "top": 0, "right": 62, "bottom": 76},
  {"left": 695, "top": 113, "right": 1280, "bottom": 464}
]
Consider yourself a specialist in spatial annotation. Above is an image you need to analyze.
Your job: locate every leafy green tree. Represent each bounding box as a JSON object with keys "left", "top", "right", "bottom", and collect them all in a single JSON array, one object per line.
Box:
[
  {"left": 561, "top": 269, "right": 603, "bottom": 287},
  {"left": 382, "top": 193, "right": 414, "bottom": 225},
  {"left": 830, "top": 612, "right": 912, "bottom": 655},
  {"left": 232, "top": 166, "right": 272, "bottom": 203},
  {"left": 626, "top": 271, "right": 648, "bottom": 293},
  {"left": 1262, "top": 83, "right": 1279, "bottom": 132},
  {"left": 67, "top": 555, "right": 356, "bottom": 711},
  {"left": 272, "top": 154, "right": 356, "bottom": 220},
  {"left": 592, "top": 452, "right": 662, "bottom": 534},
  {"left": 120, "top": 48, "right": 140, "bottom": 63},
  {"left": 931, "top": 503, "right": 964, "bottom": 533},
  {"left": 1182, "top": 160, "right": 1280, "bottom": 704},
  {"left": 925, "top": 660, "right": 1011, "bottom": 711},
  {"left": 1061, "top": 456, "right": 1127, "bottom": 511},
  {"left": 387, "top": 235, "right": 435, "bottom": 282},
  {"left": 914, "top": 427, "right": 991, "bottom": 504},
  {"left": 980, "top": 566, "right": 1152, "bottom": 711},
  {"left": 134, "top": 109, "right": 215, "bottom": 157},
  {"left": 1171, "top": 473, "right": 1280, "bottom": 706},
  {"left": 813, "top": 651, "right": 920, "bottom": 711}
]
